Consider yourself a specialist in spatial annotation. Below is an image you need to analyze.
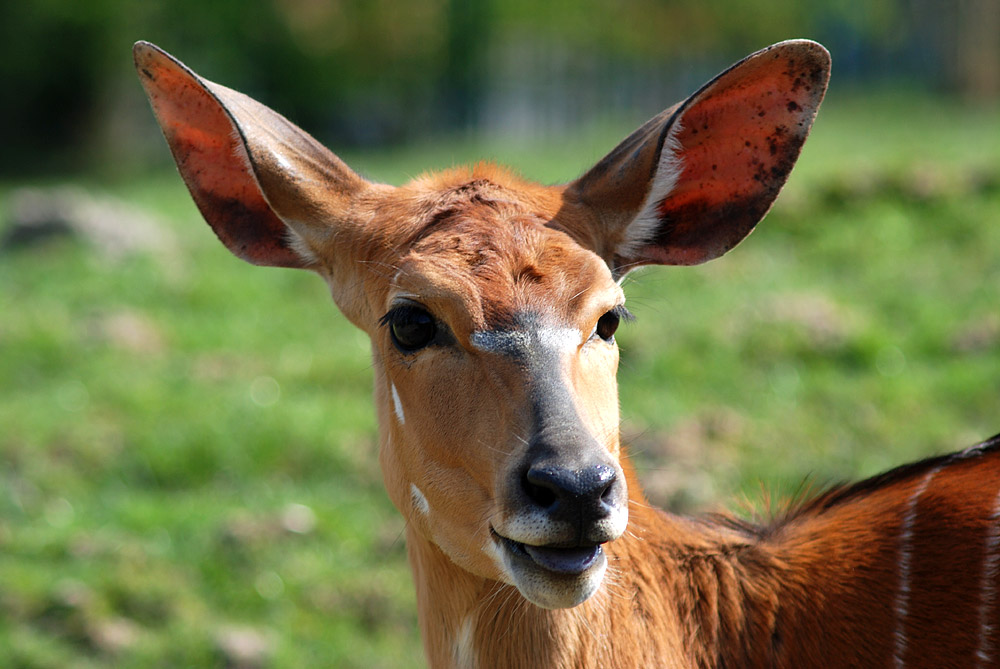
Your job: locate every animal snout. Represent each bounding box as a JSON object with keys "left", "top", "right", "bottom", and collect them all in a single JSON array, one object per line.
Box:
[{"left": 522, "top": 462, "right": 626, "bottom": 542}]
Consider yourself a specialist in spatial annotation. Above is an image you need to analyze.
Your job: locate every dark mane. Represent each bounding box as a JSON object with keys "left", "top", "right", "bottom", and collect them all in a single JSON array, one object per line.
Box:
[
  {"left": 799, "top": 432, "right": 1000, "bottom": 516},
  {"left": 703, "top": 432, "right": 1000, "bottom": 539}
]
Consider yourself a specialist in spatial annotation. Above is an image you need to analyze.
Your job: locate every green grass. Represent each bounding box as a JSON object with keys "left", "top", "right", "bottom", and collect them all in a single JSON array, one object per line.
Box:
[{"left": 2, "top": 90, "right": 999, "bottom": 666}]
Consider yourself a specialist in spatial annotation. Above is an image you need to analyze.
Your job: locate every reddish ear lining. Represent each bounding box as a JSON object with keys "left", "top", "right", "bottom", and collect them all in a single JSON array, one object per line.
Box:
[
  {"left": 134, "top": 42, "right": 305, "bottom": 268},
  {"left": 639, "top": 44, "right": 829, "bottom": 266}
]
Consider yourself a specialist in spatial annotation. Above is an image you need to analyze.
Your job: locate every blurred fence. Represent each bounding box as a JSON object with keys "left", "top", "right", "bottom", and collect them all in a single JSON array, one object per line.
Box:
[
  {"left": 470, "top": 2, "right": 1000, "bottom": 141},
  {"left": 1, "top": 0, "right": 997, "bottom": 177}
]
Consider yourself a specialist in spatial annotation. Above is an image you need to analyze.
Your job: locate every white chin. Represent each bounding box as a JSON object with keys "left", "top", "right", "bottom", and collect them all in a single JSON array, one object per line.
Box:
[{"left": 503, "top": 545, "right": 608, "bottom": 609}]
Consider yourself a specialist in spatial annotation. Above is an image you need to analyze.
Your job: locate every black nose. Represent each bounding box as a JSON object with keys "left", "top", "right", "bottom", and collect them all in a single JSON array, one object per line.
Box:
[{"left": 523, "top": 463, "right": 623, "bottom": 536}]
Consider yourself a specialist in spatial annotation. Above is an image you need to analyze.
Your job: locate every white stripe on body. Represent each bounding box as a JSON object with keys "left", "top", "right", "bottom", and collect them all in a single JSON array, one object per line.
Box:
[
  {"left": 893, "top": 467, "right": 942, "bottom": 668},
  {"left": 975, "top": 487, "right": 1000, "bottom": 667}
]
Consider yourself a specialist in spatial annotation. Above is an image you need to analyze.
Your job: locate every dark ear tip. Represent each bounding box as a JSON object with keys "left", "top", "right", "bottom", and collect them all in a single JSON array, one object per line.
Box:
[
  {"left": 132, "top": 41, "right": 160, "bottom": 65},
  {"left": 766, "top": 39, "right": 832, "bottom": 79},
  {"left": 132, "top": 42, "right": 187, "bottom": 80},
  {"left": 766, "top": 39, "right": 829, "bottom": 57}
]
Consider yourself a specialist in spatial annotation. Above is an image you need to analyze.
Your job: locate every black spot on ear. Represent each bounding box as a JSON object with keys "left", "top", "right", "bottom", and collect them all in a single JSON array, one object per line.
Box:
[{"left": 195, "top": 190, "right": 302, "bottom": 268}]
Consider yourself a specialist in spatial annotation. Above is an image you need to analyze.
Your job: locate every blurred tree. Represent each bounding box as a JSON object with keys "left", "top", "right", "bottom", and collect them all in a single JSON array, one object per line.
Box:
[
  {"left": 441, "top": 0, "right": 492, "bottom": 131},
  {"left": 3, "top": 0, "right": 994, "bottom": 178},
  {"left": 0, "top": 0, "right": 122, "bottom": 173},
  {"left": 952, "top": 0, "right": 1000, "bottom": 100},
  {"left": 909, "top": 0, "right": 1000, "bottom": 101}
]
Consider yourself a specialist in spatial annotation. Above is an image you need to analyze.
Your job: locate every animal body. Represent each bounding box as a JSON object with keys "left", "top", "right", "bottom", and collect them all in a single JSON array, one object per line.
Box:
[{"left": 135, "top": 39, "right": 1000, "bottom": 668}]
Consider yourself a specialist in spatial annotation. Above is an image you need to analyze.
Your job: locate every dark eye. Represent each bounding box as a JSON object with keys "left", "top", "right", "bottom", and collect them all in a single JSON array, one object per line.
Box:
[
  {"left": 383, "top": 306, "right": 436, "bottom": 352},
  {"left": 595, "top": 305, "right": 632, "bottom": 342},
  {"left": 596, "top": 310, "right": 620, "bottom": 341}
]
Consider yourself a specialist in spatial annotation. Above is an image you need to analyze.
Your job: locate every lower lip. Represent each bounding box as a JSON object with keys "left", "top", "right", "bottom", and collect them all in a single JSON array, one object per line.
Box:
[{"left": 499, "top": 534, "right": 603, "bottom": 575}]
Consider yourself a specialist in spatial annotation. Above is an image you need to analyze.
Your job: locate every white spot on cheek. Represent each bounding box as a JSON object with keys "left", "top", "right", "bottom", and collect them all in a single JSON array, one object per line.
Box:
[
  {"left": 410, "top": 484, "right": 429, "bottom": 516},
  {"left": 391, "top": 383, "right": 405, "bottom": 424}
]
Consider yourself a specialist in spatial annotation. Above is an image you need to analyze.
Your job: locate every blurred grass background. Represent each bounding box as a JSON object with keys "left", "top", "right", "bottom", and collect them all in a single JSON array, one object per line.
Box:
[{"left": 2, "top": 1, "right": 999, "bottom": 666}]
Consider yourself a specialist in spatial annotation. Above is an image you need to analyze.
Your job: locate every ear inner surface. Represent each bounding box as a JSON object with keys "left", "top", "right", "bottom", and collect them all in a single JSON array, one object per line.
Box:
[
  {"left": 566, "top": 40, "right": 830, "bottom": 274},
  {"left": 636, "top": 42, "right": 830, "bottom": 266},
  {"left": 135, "top": 42, "right": 304, "bottom": 268}
]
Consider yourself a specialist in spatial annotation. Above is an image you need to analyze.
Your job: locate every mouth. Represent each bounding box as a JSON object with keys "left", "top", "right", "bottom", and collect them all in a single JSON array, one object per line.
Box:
[{"left": 492, "top": 528, "right": 604, "bottom": 575}]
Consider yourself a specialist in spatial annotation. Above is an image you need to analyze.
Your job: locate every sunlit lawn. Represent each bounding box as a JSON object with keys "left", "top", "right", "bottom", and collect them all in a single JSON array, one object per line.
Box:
[{"left": 1, "top": 90, "right": 999, "bottom": 666}]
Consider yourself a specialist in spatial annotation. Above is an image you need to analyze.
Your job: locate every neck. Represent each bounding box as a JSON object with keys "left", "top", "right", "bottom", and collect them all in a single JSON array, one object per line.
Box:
[
  {"left": 407, "top": 440, "right": 1000, "bottom": 668},
  {"left": 406, "top": 497, "right": 768, "bottom": 668}
]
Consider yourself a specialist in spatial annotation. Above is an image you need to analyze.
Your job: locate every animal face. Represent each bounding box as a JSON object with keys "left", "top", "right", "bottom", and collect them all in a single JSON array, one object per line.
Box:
[{"left": 367, "top": 186, "right": 629, "bottom": 607}]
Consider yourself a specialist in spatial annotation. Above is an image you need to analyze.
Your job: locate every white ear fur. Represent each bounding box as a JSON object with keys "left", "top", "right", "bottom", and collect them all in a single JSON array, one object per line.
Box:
[
  {"left": 223, "top": 125, "right": 318, "bottom": 267},
  {"left": 283, "top": 228, "right": 320, "bottom": 265},
  {"left": 617, "top": 122, "right": 685, "bottom": 261},
  {"left": 223, "top": 125, "right": 317, "bottom": 267}
]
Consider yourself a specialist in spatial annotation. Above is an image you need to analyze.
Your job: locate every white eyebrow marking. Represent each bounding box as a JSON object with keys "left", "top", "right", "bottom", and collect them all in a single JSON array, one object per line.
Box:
[
  {"left": 469, "top": 329, "right": 529, "bottom": 354},
  {"left": 976, "top": 487, "right": 1000, "bottom": 667},
  {"left": 893, "top": 466, "right": 941, "bottom": 668},
  {"left": 410, "top": 484, "right": 430, "bottom": 516},
  {"left": 470, "top": 326, "right": 582, "bottom": 356},
  {"left": 537, "top": 327, "right": 584, "bottom": 351},
  {"left": 391, "top": 383, "right": 405, "bottom": 424}
]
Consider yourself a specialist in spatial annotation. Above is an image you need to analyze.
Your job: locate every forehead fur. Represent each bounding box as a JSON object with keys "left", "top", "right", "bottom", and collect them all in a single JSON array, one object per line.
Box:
[{"left": 384, "top": 166, "right": 613, "bottom": 331}]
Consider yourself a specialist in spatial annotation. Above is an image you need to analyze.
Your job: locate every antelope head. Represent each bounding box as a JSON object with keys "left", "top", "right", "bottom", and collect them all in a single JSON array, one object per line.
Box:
[{"left": 134, "top": 40, "right": 829, "bottom": 610}]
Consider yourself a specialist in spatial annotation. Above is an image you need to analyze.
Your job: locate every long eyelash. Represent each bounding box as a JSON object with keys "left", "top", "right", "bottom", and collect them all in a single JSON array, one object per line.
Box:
[
  {"left": 612, "top": 304, "right": 636, "bottom": 323},
  {"left": 379, "top": 305, "right": 413, "bottom": 328},
  {"left": 378, "top": 309, "right": 397, "bottom": 328},
  {"left": 380, "top": 300, "right": 429, "bottom": 329}
]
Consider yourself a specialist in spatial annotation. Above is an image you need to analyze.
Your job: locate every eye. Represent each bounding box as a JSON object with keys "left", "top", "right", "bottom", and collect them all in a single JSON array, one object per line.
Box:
[
  {"left": 595, "top": 305, "right": 632, "bottom": 342},
  {"left": 382, "top": 305, "right": 436, "bottom": 352},
  {"left": 596, "top": 311, "right": 620, "bottom": 341}
]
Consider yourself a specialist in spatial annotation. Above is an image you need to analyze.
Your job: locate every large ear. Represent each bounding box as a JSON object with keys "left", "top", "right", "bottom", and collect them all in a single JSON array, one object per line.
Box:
[
  {"left": 133, "top": 41, "right": 371, "bottom": 268},
  {"left": 566, "top": 40, "right": 830, "bottom": 275}
]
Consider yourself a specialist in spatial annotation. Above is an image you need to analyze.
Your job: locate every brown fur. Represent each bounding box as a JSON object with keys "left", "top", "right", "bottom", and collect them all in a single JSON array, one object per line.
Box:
[{"left": 408, "top": 440, "right": 1000, "bottom": 668}]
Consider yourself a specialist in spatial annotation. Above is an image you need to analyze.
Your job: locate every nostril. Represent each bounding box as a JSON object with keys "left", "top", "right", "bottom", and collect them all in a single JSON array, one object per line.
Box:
[
  {"left": 523, "top": 468, "right": 560, "bottom": 509},
  {"left": 525, "top": 481, "right": 558, "bottom": 509},
  {"left": 600, "top": 478, "right": 616, "bottom": 503},
  {"left": 582, "top": 463, "right": 617, "bottom": 501}
]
